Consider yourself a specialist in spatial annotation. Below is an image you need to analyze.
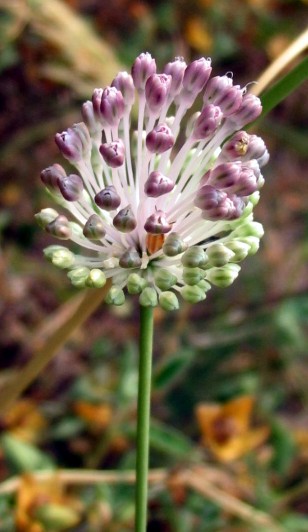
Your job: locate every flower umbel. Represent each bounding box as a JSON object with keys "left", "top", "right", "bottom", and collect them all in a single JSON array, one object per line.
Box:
[{"left": 37, "top": 53, "right": 268, "bottom": 309}]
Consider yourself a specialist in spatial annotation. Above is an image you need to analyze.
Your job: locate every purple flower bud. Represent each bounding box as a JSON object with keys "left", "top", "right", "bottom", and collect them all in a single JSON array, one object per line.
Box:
[
  {"left": 40, "top": 163, "right": 66, "bottom": 188},
  {"left": 245, "top": 135, "right": 269, "bottom": 166},
  {"left": 83, "top": 214, "right": 106, "bottom": 240},
  {"left": 182, "top": 57, "right": 212, "bottom": 96},
  {"left": 99, "top": 139, "right": 125, "bottom": 168},
  {"left": 112, "top": 71, "right": 135, "bottom": 107},
  {"left": 203, "top": 75, "right": 243, "bottom": 116},
  {"left": 144, "top": 210, "right": 172, "bottom": 234},
  {"left": 146, "top": 123, "right": 174, "bottom": 153},
  {"left": 95, "top": 185, "right": 121, "bottom": 211},
  {"left": 131, "top": 52, "right": 157, "bottom": 92},
  {"left": 206, "top": 162, "right": 242, "bottom": 189},
  {"left": 231, "top": 93, "right": 262, "bottom": 126},
  {"left": 119, "top": 248, "right": 142, "bottom": 268},
  {"left": 55, "top": 123, "right": 91, "bottom": 163},
  {"left": 81, "top": 101, "right": 100, "bottom": 135},
  {"left": 163, "top": 56, "right": 187, "bottom": 97},
  {"left": 92, "top": 88, "right": 104, "bottom": 121},
  {"left": 195, "top": 185, "right": 239, "bottom": 220},
  {"left": 100, "top": 87, "right": 125, "bottom": 127},
  {"left": 144, "top": 171, "right": 174, "bottom": 197},
  {"left": 227, "top": 195, "right": 246, "bottom": 219},
  {"left": 192, "top": 104, "right": 223, "bottom": 140},
  {"left": 113, "top": 205, "right": 137, "bottom": 232},
  {"left": 220, "top": 130, "right": 250, "bottom": 160},
  {"left": 58, "top": 174, "right": 84, "bottom": 201},
  {"left": 46, "top": 215, "right": 71, "bottom": 239},
  {"left": 145, "top": 74, "right": 171, "bottom": 115}
]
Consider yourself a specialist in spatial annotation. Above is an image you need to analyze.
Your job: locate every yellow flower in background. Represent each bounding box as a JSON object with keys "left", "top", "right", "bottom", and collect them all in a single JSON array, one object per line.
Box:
[
  {"left": 196, "top": 395, "right": 269, "bottom": 462},
  {"left": 184, "top": 17, "right": 213, "bottom": 53},
  {"left": 2, "top": 399, "right": 46, "bottom": 444}
]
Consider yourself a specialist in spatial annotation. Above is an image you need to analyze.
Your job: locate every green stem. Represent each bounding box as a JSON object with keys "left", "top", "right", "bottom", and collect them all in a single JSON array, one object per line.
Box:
[{"left": 135, "top": 305, "right": 154, "bottom": 532}]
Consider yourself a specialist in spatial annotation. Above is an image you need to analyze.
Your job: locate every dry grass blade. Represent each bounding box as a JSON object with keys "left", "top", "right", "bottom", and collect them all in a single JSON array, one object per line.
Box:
[
  {"left": 0, "top": 284, "right": 110, "bottom": 415},
  {"left": 252, "top": 26, "right": 308, "bottom": 96}
]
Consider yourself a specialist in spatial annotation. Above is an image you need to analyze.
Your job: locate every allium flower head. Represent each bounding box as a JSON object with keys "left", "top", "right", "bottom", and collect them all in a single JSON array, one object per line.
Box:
[{"left": 37, "top": 54, "right": 269, "bottom": 310}]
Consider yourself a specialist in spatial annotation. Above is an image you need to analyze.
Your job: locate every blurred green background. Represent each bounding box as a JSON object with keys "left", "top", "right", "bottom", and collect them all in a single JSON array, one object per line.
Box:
[{"left": 0, "top": 1, "right": 307, "bottom": 530}]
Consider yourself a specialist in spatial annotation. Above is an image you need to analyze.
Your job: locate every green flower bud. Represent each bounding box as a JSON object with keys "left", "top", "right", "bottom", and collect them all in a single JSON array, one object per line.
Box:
[
  {"left": 239, "top": 236, "right": 260, "bottom": 255},
  {"left": 163, "top": 233, "right": 187, "bottom": 257},
  {"left": 67, "top": 267, "right": 90, "bottom": 288},
  {"left": 43, "top": 246, "right": 75, "bottom": 269},
  {"left": 183, "top": 267, "right": 204, "bottom": 286},
  {"left": 197, "top": 279, "right": 211, "bottom": 292},
  {"left": 181, "top": 246, "right": 208, "bottom": 268},
  {"left": 159, "top": 291, "right": 179, "bottom": 311},
  {"left": 206, "top": 263, "right": 240, "bottom": 287},
  {"left": 207, "top": 243, "right": 235, "bottom": 266},
  {"left": 139, "top": 287, "right": 158, "bottom": 307},
  {"left": 182, "top": 284, "right": 206, "bottom": 303},
  {"left": 34, "top": 503, "right": 80, "bottom": 530},
  {"left": 231, "top": 220, "right": 264, "bottom": 239},
  {"left": 225, "top": 239, "right": 250, "bottom": 262},
  {"left": 35, "top": 208, "right": 59, "bottom": 229},
  {"left": 83, "top": 214, "right": 106, "bottom": 240},
  {"left": 46, "top": 214, "right": 71, "bottom": 240},
  {"left": 250, "top": 191, "right": 260, "bottom": 206},
  {"left": 105, "top": 286, "right": 126, "bottom": 305},
  {"left": 86, "top": 268, "right": 106, "bottom": 288},
  {"left": 154, "top": 268, "right": 177, "bottom": 290},
  {"left": 127, "top": 273, "right": 147, "bottom": 294}
]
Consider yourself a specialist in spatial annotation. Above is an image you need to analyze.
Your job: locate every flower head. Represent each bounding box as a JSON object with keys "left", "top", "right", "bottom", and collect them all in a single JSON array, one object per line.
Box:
[{"left": 37, "top": 54, "right": 268, "bottom": 309}]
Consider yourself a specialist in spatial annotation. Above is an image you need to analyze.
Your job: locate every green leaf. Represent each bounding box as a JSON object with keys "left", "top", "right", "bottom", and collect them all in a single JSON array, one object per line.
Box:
[
  {"left": 1, "top": 434, "right": 55, "bottom": 473},
  {"left": 153, "top": 348, "right": 194, "bottom": 391},
  {"left": 281, "top": 514, "right": 308, "bottom": 532},
  {"left": 260, "top": 56, "right": 308, "bottom": 117},
  {"left": 149, "top": 420, "right": 197, "bottom": 459},
  {"left": 270, "top": 420, "right": 296, "bottom": 476}
]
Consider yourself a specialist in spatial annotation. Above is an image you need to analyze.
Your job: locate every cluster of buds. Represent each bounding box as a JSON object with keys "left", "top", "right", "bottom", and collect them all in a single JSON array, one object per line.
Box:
[{"left": 37, "top": 53, "right": 268, "bottom": 310}]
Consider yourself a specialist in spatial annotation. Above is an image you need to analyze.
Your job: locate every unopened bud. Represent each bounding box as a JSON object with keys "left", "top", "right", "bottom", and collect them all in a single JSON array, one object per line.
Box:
[
  {"left": 100, "top": 87, "right": 125, "bottom": 127},
  {"left": 112, "top": 71, "right": 135, "bottom": 107},
  {"left": 68, "top": 267, "right": 90, "bottom": 288},
  {"left": 44, "top": 246, "right": 75, "bottom": 269},
  {"left": 144, "top": 210, "right": 172, "bottom": 234},
  {"left": 105, "top": 286, "right": 126, "bottom": 305},
  {"left": 225, "top": 239, "right": 250, "bottom": 261},
  {"left": 154, "top": 268, "right": 177, "bottom": 290},
  {"left": 182, "top": 284, "right": 206, "bottom": 303},
  {"left": 220, "top": 131, "right": 250, "bottom": 160},
  {"left": 206, "top": 263, "right": 240, "bottom": 287},
  {"left": 113, "top": 205, "right": 137, "bottom": 232},
  {"left": 55, "top": 123, "right": 91, "bottom": 163},
  {"left": 182, "top": 58, "right": 212, "bottom": 96},
  {"left": 159, "top": 291, "right": 179, "bottom": 311},
  {"left": 144, "top": 171, "right": 174, "bottom": 197},
  {"left": 86, "top": 269, "right": 106, "bottom": 288},
  {"left": 192, "top": 104, "right": 223, "bottom": 140},
  {"left": 46, "top": 215, "right": 71, "bottom": 240},
  {"left": 83, "top": 214, "right": 106, "bottom": 240},
  {"left": 119, "top": 248, "right": 142, "bottom": 268},
  {"left": 139, "top": 287, "right": 158, "bottom": 307},
  {"left": 232, "top": 93, "right": 262, "bottom": 126},
  {"left": 163, "top": 57, "right": 186, "bottom": 97},
  {"left": 145, "top": 74, "right": 171, "bottom": 115},
  {"left": 203, "top": 75, "right": 243, "bottom": 116},
  {"left": 95, "top": 185, "right": 121, "bottom": 211},
  {"left": 146, "top": 124, "right": 174, "bottom": 153},
  {"left": 181, "top": 246, "right": 208, "bottom": 268},
  {"left": 207, "top": 243, "right": 235, "bottom": 266},
  {"left": 127, "top": 273, "right": 147, "bottom": 294},
  {"left": 132, "top": 52, "right": 157, "bottom": 92},
  {"left": 81, "top": 101, "right": 100, "bottom": 135},
  {"left": 183, "top": 267, "right": 205, "bottom": 286},
  {"left": 58, "top": 174, "right": 83, "bottom": 201},
  {"left": 40, "top": 163, "right": 66, "bottom": 189},
  {"left": 231, "top": 220, "right": 264, "bottom": 239},
  {"left": 35, "top": 208, "right": 59, "bottom": 228},
  {"left": 163, "top": 233, "right": 187, "bottom": 256},
  {"left": 100, "top": 139, "right": 125, "bottom": 168}
]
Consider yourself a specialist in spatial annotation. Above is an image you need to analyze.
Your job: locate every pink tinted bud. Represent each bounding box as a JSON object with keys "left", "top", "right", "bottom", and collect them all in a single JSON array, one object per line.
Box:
[
  {"left": 146, "top": 123, "right": 174, "bottom": 153},
  {"left": 207, "top": 162, "right": 242, "bottom": 189},
  {"left": 144, "top": 210, "right": 172, "bottom": 234},
  {"left": 41, "top": 163, "right": 66, "bottom": 188},
  {"left": 100, "top": 87, "right": 125, "bottom": 127},
  {"left": 58, "top": 174, "right": 84, "bottom": 201},
  {"left": 245, "top": 135, "right": 269, "bottom": 166},
  {"left": 203, "top": 75, "right": 232, "bottom": 102},
  {"left": 192, "top": 104, "right": 223, "bottom": 140},
  {"left": 195, "top": 185, "right": 241, "bottom": 220},
  {"left": 232, "top": 92, "right": 262, "bottom": 126},
  {"left": 92, "top": 88, "right": 104, "bottom": 121},
  {"left": 203, "top": 76, "right": 243, "bottom": 116},
  {"left": 145, "top": 74, "right": 171, "bottom": 115},
  {"left": 220, "top": 131, "right": 250, "bottom": 160},
  {"left": 144, "top": 171, "right": 174, "bottom": 197},
  {"left": 81, "top": 101, "right": 99, "bottom": 135},
  {"left": 100, "top": 139, "right": 125, "bottom": 168},
  {"left": 46, "top": 214, "right": 71, "bottom": 239},
  {"left": 183, "top": 58, "right": 212, "bottom": 94},
  {"left": 227, "top": 195, "right": 246, "bottom": 219},
  {"left": 95, "top": 185, "right": 121, "bottom": 211},
  {"left": 163, "top": 56, "right": 187, "bottom": 97},
  {"left": 112, "top": 71, "right": 135, "bottom": 107},
  {"left": 131, "top": 52, "right": 157, "bottom": 92},
  {"left": 55, "top": 123, "right": 91, "bottom": 163}
]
